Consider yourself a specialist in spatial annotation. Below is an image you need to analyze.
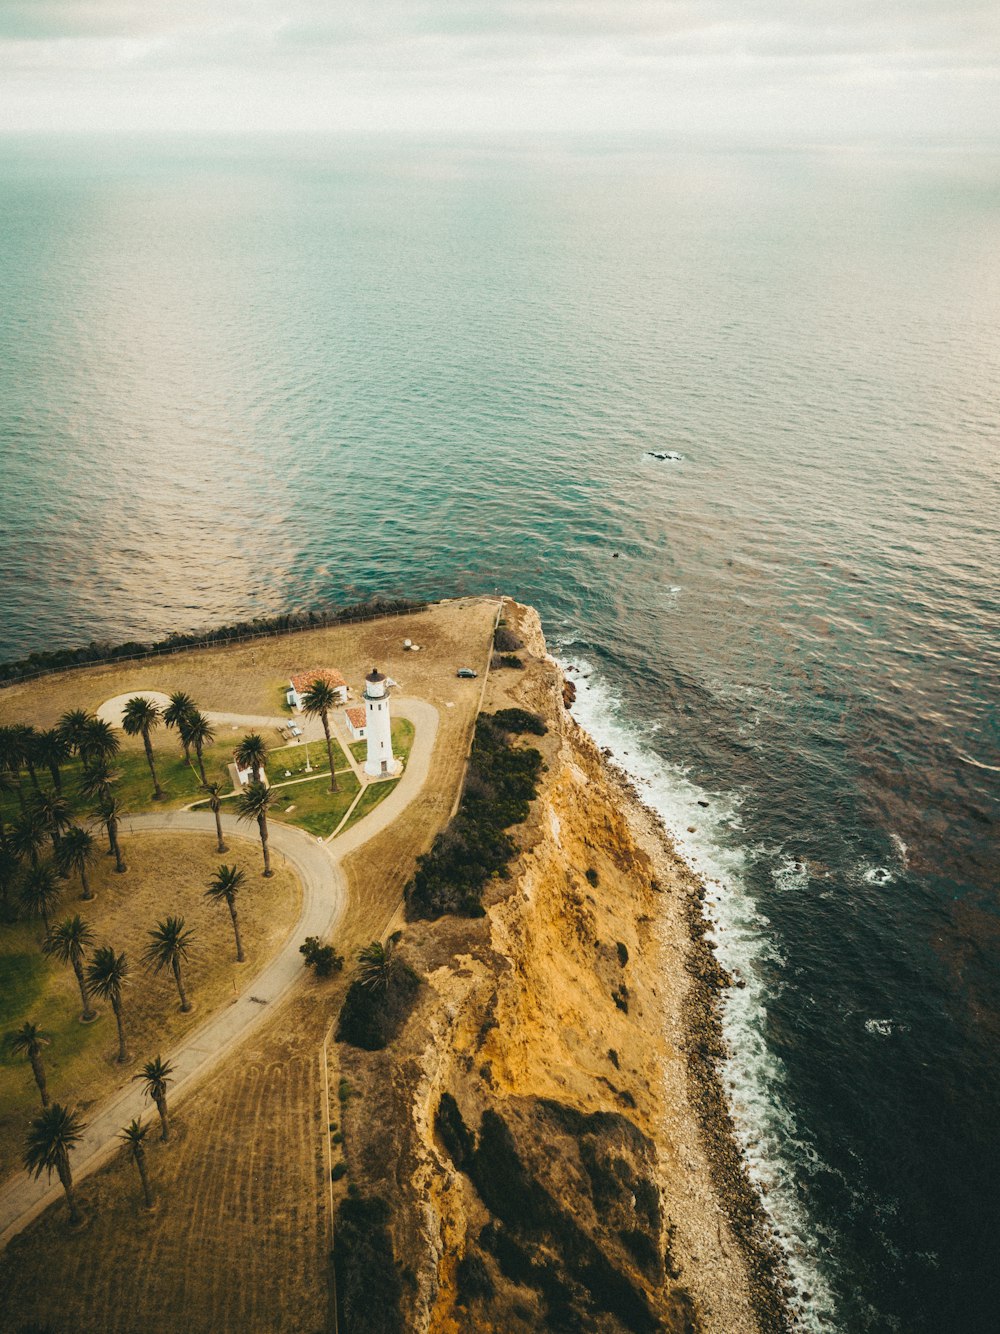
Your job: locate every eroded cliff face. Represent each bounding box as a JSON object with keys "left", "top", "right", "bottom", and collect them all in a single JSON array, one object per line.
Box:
[{"left": 338, "top": 603, "right": 786, "bottom": 1333}]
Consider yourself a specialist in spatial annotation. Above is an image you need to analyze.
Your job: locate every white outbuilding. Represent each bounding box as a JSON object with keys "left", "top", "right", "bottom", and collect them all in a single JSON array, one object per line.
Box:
[
  {"left": 343, "top": 705, "right": 367, "bottom": 741},
  {"left": 363, "top": 667, "right": 400, "bottom": 778}
]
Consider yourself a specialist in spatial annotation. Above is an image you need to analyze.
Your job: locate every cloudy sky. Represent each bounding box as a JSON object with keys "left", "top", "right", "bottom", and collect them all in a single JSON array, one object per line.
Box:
[{"left": 1, "top": 0, "right": 998, "bottom": 140}]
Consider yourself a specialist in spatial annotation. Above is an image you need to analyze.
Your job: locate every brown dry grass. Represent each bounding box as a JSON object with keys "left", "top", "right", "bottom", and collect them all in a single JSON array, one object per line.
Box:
[
  {"left": 0, "top": 831, "right": 300, "bottom": 1180},
  {"left": 0, "top": 597, "right": 500, "bottom": 1332}
]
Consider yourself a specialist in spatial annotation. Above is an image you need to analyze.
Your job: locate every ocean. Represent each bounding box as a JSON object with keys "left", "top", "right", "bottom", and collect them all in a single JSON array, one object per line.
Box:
[{"left": 0, "top": 135, "right": 998, "bottom": 1331}]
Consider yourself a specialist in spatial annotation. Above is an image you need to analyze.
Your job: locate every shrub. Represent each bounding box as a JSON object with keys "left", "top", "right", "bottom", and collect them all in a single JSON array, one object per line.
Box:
[
  {"left": 336, "top": 962, "right": 422, "bottom": 1050},
  {"left": 406, "top": 715, "right": 542, "bottom": 919},
  {"left": 616, "top": 942, "right": 629, "bottom": 967},
  {"left": 334, "top": 1195, "right": 404, "bottom": 1333},
  {"left": 492, "top": 707, "right": 547, "bottom": 736},
  {"left": 300, "top": 936, "right": 344, "bottom": 978},
  {"left": 490, "top": 652, "right": 524, "bottom": 670},
  {"left": 493, "top": 627, "right": 524, "bottom": 653},
  {"left": 585, "top": 868, "right": 600, "bottom": 888},
  {"left": 331, "top": 1161, "right": 347, "bottom": 1182}
]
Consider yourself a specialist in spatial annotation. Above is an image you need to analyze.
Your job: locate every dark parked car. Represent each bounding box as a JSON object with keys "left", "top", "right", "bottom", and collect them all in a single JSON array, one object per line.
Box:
[{"left": 456, "top": 668, "right": 478, "bottom": 679}]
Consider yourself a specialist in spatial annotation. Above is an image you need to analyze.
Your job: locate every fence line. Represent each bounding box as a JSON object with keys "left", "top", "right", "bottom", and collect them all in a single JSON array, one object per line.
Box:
[{"left": 0, "top": 604, "right": 435, "bottom": 689}]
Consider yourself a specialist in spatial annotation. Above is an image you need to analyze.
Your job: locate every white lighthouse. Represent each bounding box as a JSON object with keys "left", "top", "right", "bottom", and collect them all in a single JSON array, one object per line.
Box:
[{"left": 363, "top": 667, "right": 398, "bottom": 778}]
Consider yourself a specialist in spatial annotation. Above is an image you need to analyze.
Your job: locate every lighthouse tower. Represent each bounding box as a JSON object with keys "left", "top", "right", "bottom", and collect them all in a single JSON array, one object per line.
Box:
[{"left": 363, "top": 668, "right": 397, "bottom": 777}]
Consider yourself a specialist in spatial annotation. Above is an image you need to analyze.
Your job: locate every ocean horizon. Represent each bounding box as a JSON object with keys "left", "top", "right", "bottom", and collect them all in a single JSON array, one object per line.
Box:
[{"left": 1, "top": 134, "right": 998, "bottom": 1331}]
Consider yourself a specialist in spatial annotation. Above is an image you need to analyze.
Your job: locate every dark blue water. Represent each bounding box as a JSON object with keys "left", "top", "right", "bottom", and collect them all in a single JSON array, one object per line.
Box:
[{"left": 0, "top": 136, "right": 998, "bottom": 1331}]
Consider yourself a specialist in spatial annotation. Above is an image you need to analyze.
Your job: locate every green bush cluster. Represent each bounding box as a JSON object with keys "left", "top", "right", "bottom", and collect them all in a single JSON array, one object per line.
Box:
[
  {"left": 336, "top": 962, "right": 421, "bottom": 1051},
  {"left": 299, "top": 936, "right": 344, "bottom": 978},
  {"left": 405, "top": 715, "right": 543, "bottom": 920}
]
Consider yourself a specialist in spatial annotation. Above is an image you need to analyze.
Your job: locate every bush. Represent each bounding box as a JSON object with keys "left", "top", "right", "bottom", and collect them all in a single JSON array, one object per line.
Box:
[
  {"left": 300, "top": 936, "right": 344, "bottom": 978},
  {"left": 493, "top": 627, "right": 524, "bottom": 653},
  {"left": 492, "top": 707, "right": 547, "bottom": 736},
  {"left": 336, "top": 962, "right": 422, "bottom": 1050},
  {"left": 331, "top": 1161, "right": 347, "bottom": 1182},
  {"left": 334, "top": 1195, "right": 404, "bottom": 1334},
  {"left": 406, "top": 715, "right": 542, "bottom": 919},
  {"left": 490, "top": 653, "right": 524, "bottom": 670},
  {"left": 585, "top": 868, "right": 600, "bottom": 888}
]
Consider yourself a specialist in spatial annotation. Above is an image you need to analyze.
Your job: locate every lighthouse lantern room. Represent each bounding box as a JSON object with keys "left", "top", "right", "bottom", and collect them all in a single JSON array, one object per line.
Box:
[{"left": 363, "top": 667, "right": 398, "bottom": 777}]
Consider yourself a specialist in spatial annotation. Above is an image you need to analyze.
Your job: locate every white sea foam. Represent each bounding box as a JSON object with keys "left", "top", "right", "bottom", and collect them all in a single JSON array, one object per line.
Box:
[{"left": 556, "top": 653, "right": 843, "bottom": 1331}]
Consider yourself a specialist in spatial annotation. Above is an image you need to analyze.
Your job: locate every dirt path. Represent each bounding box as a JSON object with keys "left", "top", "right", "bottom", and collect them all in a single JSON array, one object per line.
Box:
[{"left": 0, "top": 697, "right": 439, "bottom": 1249}]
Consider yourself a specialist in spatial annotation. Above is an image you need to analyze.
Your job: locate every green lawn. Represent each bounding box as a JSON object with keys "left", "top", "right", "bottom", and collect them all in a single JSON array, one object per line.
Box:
[
  {"left": 0, "top": 727, "right": 356, "bottom": 827},
  {"left": 269, "top": 771, "right": 362, "bottom": 839},
  {"left": 266, "top": 735, "right": 350, "bottom": 782},
  {"left": 348, "top": 717, "right": 415, "bottom": 766},
  {"left": 338, "top": 778, "right": 400, "bottom": 836},
  {"left": 1, "top": 735, "right": 239, "bottom": 823}
]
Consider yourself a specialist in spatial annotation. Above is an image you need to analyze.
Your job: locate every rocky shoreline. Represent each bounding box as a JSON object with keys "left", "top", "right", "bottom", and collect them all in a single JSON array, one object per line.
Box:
[{"left": 595, "top": 748, "right": 794, "bottom": 1332}]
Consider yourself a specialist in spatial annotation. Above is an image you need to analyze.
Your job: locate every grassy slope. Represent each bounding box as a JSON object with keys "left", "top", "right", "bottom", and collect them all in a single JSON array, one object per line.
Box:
[{"left": 0, "top": 831, "right": 300, "bottom": 1180}]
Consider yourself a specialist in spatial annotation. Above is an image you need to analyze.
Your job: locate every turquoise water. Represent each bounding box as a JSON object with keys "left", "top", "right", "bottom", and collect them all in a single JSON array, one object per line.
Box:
[{"left": 0, "top": 137, "right": 998, "bottom": 1330}]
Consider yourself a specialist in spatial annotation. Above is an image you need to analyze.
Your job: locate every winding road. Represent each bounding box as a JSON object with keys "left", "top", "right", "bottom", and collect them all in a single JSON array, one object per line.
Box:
[{"left": 0, "top": 697, "right": 438, "bottom": 1248}]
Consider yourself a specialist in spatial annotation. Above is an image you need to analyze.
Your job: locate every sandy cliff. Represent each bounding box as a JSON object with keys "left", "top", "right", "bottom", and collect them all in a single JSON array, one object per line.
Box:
[{"left": 338, "top": 602, "right": 788, "bottom": 1333}]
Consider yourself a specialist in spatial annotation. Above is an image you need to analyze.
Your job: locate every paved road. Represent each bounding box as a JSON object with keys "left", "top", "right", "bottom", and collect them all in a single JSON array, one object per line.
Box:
[{"left": 0, "top": 697, "right": 438, "bottom": 1248}]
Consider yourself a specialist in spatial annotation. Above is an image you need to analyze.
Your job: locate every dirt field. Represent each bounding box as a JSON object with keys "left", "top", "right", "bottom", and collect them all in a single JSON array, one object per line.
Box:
[
  {"left": 0, "top": 831, "right": 301, "bottom": 1180},
  {"left": 0, "top": 597, "right": 499, "bottom": 1332}
]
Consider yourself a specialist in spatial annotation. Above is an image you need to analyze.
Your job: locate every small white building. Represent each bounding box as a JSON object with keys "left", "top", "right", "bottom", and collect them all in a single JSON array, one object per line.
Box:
[
  {"left": 233, "top": 754, "right": 268, "bottom": 788},
  {"left": 363, "top": 667, "right": 399, "bottom": 778},
  {"left": 343, "top": 705, "right": 367, "bottom": 742},
  {"left": 289, "top": 668, "right": 349, "bottom": 709}
]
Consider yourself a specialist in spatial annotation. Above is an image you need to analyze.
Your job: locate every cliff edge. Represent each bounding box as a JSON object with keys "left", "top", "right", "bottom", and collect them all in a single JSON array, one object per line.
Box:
[{"left": 335, "top": 601, "right": 789, "bottom": 1333}]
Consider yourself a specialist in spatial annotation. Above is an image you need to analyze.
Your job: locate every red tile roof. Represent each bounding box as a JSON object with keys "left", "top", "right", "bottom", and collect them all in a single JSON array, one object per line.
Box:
[
  {"left": 345, "top": 706, "right": 366, "bottom": 730},
  {"left": 290, "top": 668, "right": 347, "bottom": 694}
]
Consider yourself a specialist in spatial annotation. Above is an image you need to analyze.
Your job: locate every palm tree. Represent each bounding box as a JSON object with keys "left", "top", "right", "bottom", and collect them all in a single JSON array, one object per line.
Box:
[
  {"left": 24, "top": 1103, "right": 87, "bottom": 1225},
  {"left": 14, "top": 724, "right": 41, "bottom": 791},
  {"left": 235, "top": 732, "right": 267, "bottom": 784},
  {"left": 97, "top": 793, "right": 127, "bottom": 873},
  {"left": 301, "top": 678, "right": 340, "bottom": 793},
  {"left": 79, "top": 756, "right": 117, "bottom": 808},
  {"left": 20, "top": 862, "right": 63, "bottom": 934},
  {"left": 205, "top": 864, "right": 247, "bottom": 962},
  {"left": 163, "top": 691, "right": 196, "bottom": 760},
  {"left": 356, "top": 936, "right": 401, "bottom": 995},
  {"left": 87, "top": 945, "right": 130, "bottom": 1062},
  {"left": 236, "top": 780, "right": 274, "bottom": 877},
  {"left": 0, "top": 837, "right": 18, "bottom": 918},
  {"left": 30, "top": 788, "right": 73, "bottom": 861},
  {"left": 0, "top": 724, "right": 28, "bottom": 811},
  {"left": 134, "top": 1056, "right": 175, "bottom": 1142},
  {"left": 121, "top": 696, "right": 164, "bottom": 800},
  {"left": 183, "top": 710, "right": 215, "bottom": 785},
  {"left": 44, "top": 916, "right": 97, "bottom": 1021},
  {"left": 9, "top": 807, "right": 48, "bottom": 868},
  {"left": 79, "top": 717, "right": 120, "bottom": 771},
  {"left": 143, "top": 916, "right": 195, "bottom": 1012},
  {"left": 56, "top": 707, "right": 95, "bottom": 757},
  {"left": 202, "top": 779, "right": 228, "bottom": 853},
  {"left": 10, "top": 1021, "right": 51, "bottom": 1106},
  {"left": 35, "top": 727, "right": 71, "bottom": 794},
  {"left": 59, "top": 824, "right": 97, "bottom": 900},
  {"left": 120, "top": 1117, "right": 154, "bottom": 1208}
]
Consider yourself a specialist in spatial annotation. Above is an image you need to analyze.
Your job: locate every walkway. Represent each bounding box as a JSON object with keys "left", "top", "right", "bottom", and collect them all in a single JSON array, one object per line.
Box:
[{"left": 0, "top": 697, "right": 438, "bottom": 1248}]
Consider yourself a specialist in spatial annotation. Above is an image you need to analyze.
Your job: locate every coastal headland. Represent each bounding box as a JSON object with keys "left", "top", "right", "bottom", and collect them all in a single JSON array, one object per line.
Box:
[{"left": 0, "top": 596, "right": 788, "bottom": 1332}]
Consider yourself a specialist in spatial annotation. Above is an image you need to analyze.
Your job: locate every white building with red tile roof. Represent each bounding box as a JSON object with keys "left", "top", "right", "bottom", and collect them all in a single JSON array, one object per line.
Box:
[
  {"left": 288, "top": 668, "right": 348, "bottom": 711},
  {"left": 343, "top": 705, "right": 367, "bottom": 741}
]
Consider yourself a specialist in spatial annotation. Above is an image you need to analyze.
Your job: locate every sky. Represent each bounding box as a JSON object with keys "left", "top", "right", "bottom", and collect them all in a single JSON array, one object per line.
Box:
[{"left": 1, "top": 0, "right": 998, "bottom": 141}]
